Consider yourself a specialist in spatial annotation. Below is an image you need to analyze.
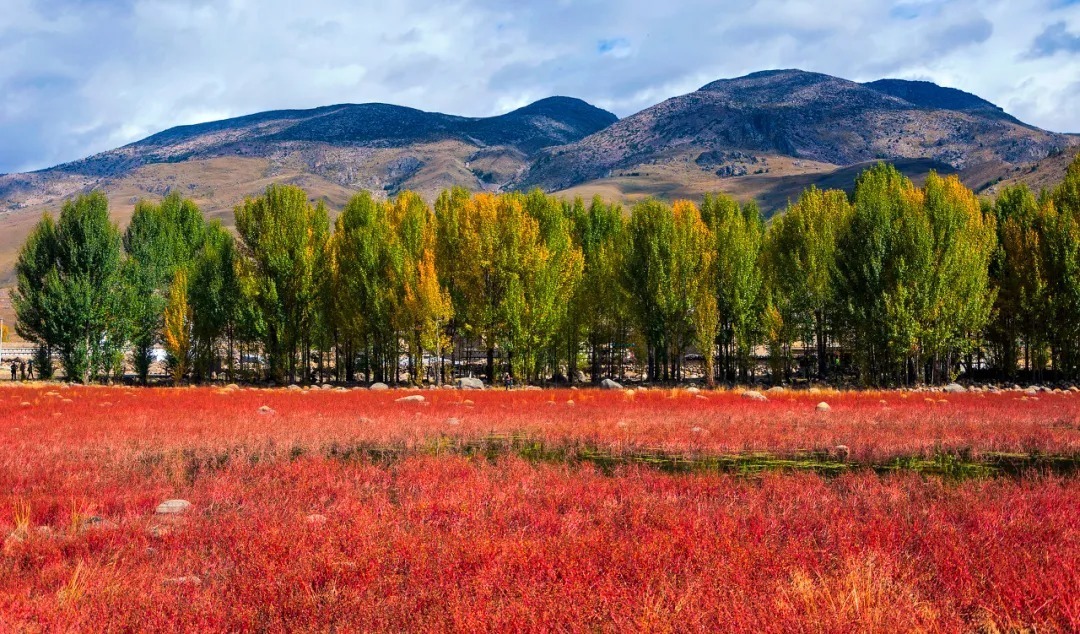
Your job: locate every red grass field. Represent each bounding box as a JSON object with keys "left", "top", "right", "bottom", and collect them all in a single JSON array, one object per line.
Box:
[{"left": 1, "top": 385, "right": 1078, "bottom": 632}]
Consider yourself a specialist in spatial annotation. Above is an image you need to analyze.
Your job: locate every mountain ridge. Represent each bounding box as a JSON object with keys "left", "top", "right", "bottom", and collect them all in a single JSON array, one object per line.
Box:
[{"left": 518, "top": 69, "right": 1072, "bottom": 193}]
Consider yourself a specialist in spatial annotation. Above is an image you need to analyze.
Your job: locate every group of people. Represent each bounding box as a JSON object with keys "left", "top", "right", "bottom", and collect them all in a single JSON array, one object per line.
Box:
[{"left": 8, "top": 359, "right": 33, "bottom": 381}]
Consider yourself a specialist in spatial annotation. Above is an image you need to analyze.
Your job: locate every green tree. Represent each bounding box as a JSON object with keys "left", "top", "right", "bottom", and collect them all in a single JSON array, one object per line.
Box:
[
  {"left": 13, "top": 191, "right": 125, "bottom": 383},
  {"left": 235, "top": 184, "right": 330, "bottom": 383},
  {"left": 704, "top": 194, "right": 765, "bottom": 382},
  {"left": 122, "top": 193, "right": 208, "bottom": 383},
  {"left": 833, "top": 164, "right": 924, "bottom": 385},
  {"left": 11, "top": 214, "right": 59, "bottom": 378},
  {"left": 763, "top": 187, "right": 850, "bottom": 380},
  {"left": 568, "top": 196, "right": 627, "bottom": 383}
]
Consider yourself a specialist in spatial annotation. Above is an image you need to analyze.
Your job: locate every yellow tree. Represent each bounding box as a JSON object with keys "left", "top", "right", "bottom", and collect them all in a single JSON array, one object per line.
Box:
[
  {"left": 404, "top": 247, "right": 453, "bottom": 385},
  {"left": 163, "top": 269, "right": 193, "bottom": 385}
]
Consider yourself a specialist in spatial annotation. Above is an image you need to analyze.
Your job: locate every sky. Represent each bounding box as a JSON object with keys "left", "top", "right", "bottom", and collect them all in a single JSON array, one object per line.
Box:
[{"left": 2, "top": 0, "right": 1080, "bottom": 174}]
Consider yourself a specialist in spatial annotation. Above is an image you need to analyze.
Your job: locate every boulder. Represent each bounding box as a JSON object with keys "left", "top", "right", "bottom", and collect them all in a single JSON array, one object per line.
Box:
[
  {"left": 575, "top": 371, "right": 588, "bottom": 384},
  {"left": 395, "top": 395, "right": 426, "bottom": 404},
  {"left": 816, "top": 402, "right": 831, "bottom": 412},
  {"left": 943, "top": 383, "right": 966, "bottom": 394},
  {"left": 766, "top": 386, "right": 785, "bottom": 394},
  {"left": 600, "top": 378, "right": 623, "bottom": 390},
  {"left": 741, "top": 390, "right": 767, "bottom": 402},
  {"left": 369, "top": 382, "right": 389, "bottom": 391},
  {"left": 456, "top": 377, "right": 485, "bottom": 390},
  {"left": 258, "top": 405, "right": 275, "bottom": 415},
  {"left": 685, "top": 387, "right": 701, "bottom": 394},
  {"left": 287, "top": 384, "right": 302, "bottom": 391},
  {"left": 834, "top": 445, "right": 851, "bottom": 461},
  {"left": 155, "top": 499, "right": 192, "bottom": 515}
]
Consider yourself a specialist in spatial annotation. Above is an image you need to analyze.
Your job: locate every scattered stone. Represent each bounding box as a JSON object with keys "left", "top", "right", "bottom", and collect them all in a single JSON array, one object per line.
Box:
[
  {"left": 258, "top": 405, "right": 275, "bottom": 415},
  {"left": 461, "top": 399, "right": 474, "bottom": 406},
  {"left": 741, "top": 390, "right": 767, "bottom": 402},
  {"left": 686, "top": 387, "right": 701, "bottom": 394},
  {"left": 369, "top": 382, "right": 389, "bottom": 391},
  {"left": 625, "top": 389, "right": 636, "bottom": 397},
  {"left": 1024, "top": 388, "right": 1039, "bottom": 397},
  {"left": 147, "top": 524, "right": 172, "bottom": 539},
  {"left": 691, "top": 426, "right": 704, "bottom": 433},
  {"left": 446, "top": 417, "right": 461, "bottom": 426},
  {"left": 834, "top": 445, "right": 851, "bottom": 461},
  {"left": 287, "top": 384, "right": 302, "bottom": 391},
  {"left": 600, "top": 378, "right": 623, "bottom": 390},
  {"left": 575, "top": 371, "right": 587, "bottom": 384},
  {"left": 455, "top": 377, "right": 485, "bottom": 390},
  {"left": 81, "top": 516, "right": 118, "bottom": 531},
  {"left": 695, "top": 395, "right": 709, "bottom": 400},
  {"left": 320, "top": 384, "right": 333, "bottom": 390},
  {"left": 395, "top": 395, "right": 426, "bottom": 404},
  {"left": 566, "top": 400, "right": 575, "bottom": 407},
  {"left": 305, "top": 514, "right": 328, "bottom": 525},
  {"left": 155, "top": 499, "right": 192, "bottom": 515},
  {"left": 226, "top": 384, "right": 240, "bottom": 391},
  {"left": 808, "top": 387, "right": 822, "bottom": 395},
  {"left": 766, "top": 386, "right": 785, "bottom": 394},
  {"left": 943, "top": 383, "right": 966, "bottom": 394},
  {"left": 816, "top": 402, "right": 831, "bottom": 412},
  {"left": 524, "top": 385, "right": 541, "bottom": 391}
]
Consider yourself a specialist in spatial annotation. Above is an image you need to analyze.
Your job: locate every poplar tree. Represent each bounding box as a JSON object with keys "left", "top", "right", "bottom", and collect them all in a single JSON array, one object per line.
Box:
[
  {"left": 235, "top": 184, "right": 329, "bottom": 383},
  {"left": 569, "top": 196, "right": 627, "bottom": 383},
  {"left": 764, "top": 187, "right": 850, "bottom": 379}
]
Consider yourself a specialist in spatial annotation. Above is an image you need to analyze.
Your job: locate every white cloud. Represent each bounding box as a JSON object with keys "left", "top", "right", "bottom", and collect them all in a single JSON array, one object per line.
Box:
[{"left": 1, "top": 0, "right": 1079, "bottom": 173}]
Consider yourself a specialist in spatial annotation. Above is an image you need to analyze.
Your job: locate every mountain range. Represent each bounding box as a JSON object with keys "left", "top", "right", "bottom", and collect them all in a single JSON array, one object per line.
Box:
[{"left": 1, "top": 69, "right": 1078, "bottom": 298}]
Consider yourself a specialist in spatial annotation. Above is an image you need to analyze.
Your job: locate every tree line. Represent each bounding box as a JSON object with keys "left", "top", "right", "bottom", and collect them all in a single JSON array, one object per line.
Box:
[{"left": 11, "top": 156, "right": 1080, "bottom": 387}]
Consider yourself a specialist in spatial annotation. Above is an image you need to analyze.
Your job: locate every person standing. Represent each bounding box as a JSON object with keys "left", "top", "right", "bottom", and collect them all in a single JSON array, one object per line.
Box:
[
  {"left": 26, "top": 360, "right": 34, "bottom": 381},
  {"left": 19, "top": 360, "right": 26, "bottom": 381},
  {"left": 9, "top": 361, "right": 16, "bottom": 381}
]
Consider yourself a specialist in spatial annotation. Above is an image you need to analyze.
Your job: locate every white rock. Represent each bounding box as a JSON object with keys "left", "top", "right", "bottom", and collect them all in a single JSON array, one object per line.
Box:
[
  {"left": 600, "top": 378, "right": 623, "bottom": 390},
  {"left": 943, "top": 383, "right": 966, "bottom": 394},
  {"left": 395, "top": 395, "right": 426, "bottom": 403},
  {"left": 155, "top": 499, "right": 192, "bottom": 515},
  {"left": 686, "top": 387, "right": 701, "bottom": 394},
  {"left": 369, "top": 382, "right": 389, "bottom": 391},
  {"left": 816, "top": 402, "right": 831, "bottom": 412},
  {"left": 741, "top": 390, "right": 767, "bottom": 402},
  {"left": 456, "top": 377, "right": 485, "bottom": 390}
]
